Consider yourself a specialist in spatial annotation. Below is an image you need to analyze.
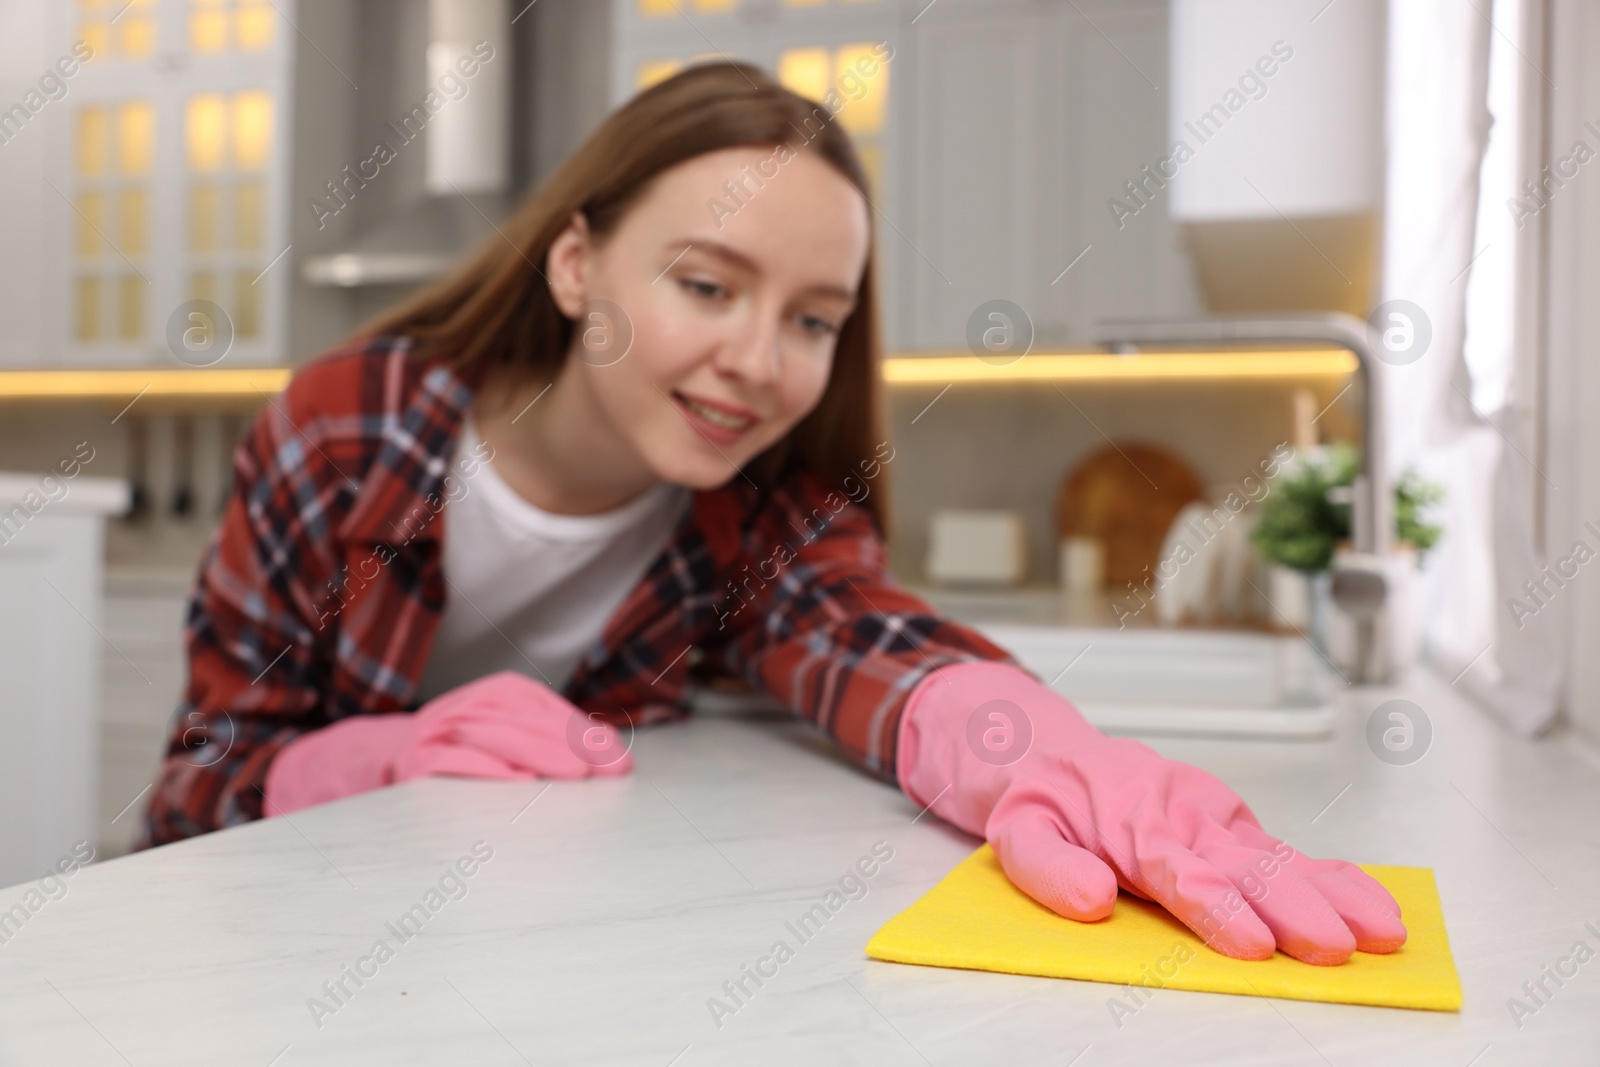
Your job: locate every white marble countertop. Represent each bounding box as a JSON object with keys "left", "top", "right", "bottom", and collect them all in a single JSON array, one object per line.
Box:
[{"left": 1, "top": 667, "right": 1598, "bottom": 1066}]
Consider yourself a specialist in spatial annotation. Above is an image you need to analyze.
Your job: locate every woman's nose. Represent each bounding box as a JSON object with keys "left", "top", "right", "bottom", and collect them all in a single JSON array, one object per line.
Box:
[{"left": 715, "top": 309, "right": 782, "bottom": 387}]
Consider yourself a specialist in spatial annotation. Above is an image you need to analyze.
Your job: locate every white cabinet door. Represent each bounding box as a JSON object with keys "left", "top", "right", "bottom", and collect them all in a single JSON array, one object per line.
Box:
[
  {"left": 0, "top": 474, "right": 127, "bottom": 889},
  {"left": 901, "top": 0, "right": 1199, "bottom": 350},
  {"left": 903, "top": 4, "right": 1062, "bottom": 349}
]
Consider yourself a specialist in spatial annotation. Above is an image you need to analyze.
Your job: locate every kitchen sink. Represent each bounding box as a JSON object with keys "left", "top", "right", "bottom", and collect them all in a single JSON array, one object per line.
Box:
[
  {"left": 690, "top": 588, "right": 1338, "bottom": 740},
  {"left": 921, "top": 587, "right": 1337, "bottom": 740},
  {"left": 971, "top": 622, "right": 1334, "bottom": 739}
]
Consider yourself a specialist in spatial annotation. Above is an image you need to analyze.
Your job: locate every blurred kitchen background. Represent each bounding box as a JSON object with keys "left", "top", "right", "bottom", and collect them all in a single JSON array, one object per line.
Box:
[{"left": 3, "top": 0, "right": 1600, "bottom": 881}]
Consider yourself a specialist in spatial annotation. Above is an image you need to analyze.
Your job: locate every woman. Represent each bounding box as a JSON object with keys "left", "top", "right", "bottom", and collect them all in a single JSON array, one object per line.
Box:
[{"left": 138, "top": 61, "right": 1405, "bottom": 967}]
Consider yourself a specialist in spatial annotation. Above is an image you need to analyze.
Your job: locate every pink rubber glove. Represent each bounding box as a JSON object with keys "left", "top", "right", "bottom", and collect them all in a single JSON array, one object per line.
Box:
[
  {"left": 897, "top": 661, "right": 1406, "bottom": 965},
  {"left": 263, "top": 670, "right": 632, "bottom": 816}
]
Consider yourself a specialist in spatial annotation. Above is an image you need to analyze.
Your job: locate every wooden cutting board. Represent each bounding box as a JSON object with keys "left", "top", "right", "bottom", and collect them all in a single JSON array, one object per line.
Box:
[{"left": 1056, "top": 443, "right": 1206, "bottom": 588}]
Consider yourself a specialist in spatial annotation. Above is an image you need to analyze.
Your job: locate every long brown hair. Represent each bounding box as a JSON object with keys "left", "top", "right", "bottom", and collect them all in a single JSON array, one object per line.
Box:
[{"left": 356, "top": 60, "right": 888, "bottom": 532}]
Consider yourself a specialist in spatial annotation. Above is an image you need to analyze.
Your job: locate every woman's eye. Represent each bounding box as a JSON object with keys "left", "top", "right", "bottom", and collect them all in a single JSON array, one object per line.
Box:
[
  {"left": 681, "top": 278, "right": 726, "bottom": 300},
  {"left": 799, "top": 314, "right": 840, "bottom": 337}
]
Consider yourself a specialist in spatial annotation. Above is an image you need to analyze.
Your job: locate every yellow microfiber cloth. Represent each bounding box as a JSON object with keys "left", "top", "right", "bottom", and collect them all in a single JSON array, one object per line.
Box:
[{"left": 866, "top": 845, "right": 1461, "bottom": 1012}]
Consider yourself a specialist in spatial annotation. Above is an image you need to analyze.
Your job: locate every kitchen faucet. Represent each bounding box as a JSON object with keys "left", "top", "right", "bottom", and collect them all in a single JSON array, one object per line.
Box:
[{"left": 1094, "top": 313, "right": 1395, "bottom": 684}]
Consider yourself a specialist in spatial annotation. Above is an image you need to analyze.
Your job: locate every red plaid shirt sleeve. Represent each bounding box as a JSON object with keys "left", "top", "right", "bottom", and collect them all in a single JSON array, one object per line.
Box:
[
  {"left": 135, "top": 362, "right": 356, "bottom": 846},
  {"left": 702, "top": 472, "right": 1018, "bottom": 785}
]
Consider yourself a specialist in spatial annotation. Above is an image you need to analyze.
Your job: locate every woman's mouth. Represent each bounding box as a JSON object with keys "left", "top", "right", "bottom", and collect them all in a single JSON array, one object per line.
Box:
[{"left": 671, "top": 390, "right": 760, "bottom": 445}]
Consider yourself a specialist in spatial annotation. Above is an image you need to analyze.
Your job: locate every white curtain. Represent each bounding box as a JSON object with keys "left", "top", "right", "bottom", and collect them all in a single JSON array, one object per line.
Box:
[{"left": 1382, "top": 0, "right": 1560, "bottom": 732}]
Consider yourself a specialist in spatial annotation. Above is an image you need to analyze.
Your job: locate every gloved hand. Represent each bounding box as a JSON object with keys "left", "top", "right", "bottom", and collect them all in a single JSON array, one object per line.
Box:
[
  {"left": 897, "top": 661, "right": 1406, "bottom": 966},
  {"left": 263, "top": 670, "right": 632, "bottom": 816}
]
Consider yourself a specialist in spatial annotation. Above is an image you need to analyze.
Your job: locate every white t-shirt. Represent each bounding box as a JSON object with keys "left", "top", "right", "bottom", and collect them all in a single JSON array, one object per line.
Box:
[{"left": 412, "top": 414, "right": 693, "bottom": 703}]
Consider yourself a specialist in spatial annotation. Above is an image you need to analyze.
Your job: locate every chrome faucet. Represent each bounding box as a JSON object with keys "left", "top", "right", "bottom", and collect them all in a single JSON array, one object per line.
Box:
[{"left": 1093, "top": 313, "right": 1394, "bottom": 684}]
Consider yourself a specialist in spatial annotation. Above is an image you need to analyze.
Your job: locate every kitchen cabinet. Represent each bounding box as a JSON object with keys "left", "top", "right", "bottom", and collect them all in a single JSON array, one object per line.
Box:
[
  {"left": 6, "top": 0, "right": 1205, "bottom": 364},
  {"left": 541, "top": 0, "right": 1198, "bottom": 354},
  {"left": 900, "top": 0, "right": 1200, "bottom": 349},
  {"left": 0, "top": 0, "right": 362, "bottom": 369},
  {"left": 0, "top": 472, "right": 127, "bottom": 888}
]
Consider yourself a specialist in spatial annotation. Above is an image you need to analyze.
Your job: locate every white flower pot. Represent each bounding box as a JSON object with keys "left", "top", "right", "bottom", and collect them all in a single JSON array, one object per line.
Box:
[{"left": 1267, "top": 564, "right": 1313, "bottom": 630}]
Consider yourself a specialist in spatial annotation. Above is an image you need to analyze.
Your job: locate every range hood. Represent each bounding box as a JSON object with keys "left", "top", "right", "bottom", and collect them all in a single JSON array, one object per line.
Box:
[
  {"left": 303, "top": 0, "right": 512, "bottom": 290},
  {"left": 1167, "top": 0, "right": 1385, "bottom": 316}
]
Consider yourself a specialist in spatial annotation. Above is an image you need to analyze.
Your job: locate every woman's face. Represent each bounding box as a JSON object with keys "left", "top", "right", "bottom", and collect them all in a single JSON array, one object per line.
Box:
[{"left": 544, "top": 144, "right": 871, "bottom": 490}]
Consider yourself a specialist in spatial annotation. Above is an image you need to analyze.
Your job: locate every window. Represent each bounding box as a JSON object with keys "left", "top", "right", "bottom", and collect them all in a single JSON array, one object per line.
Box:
[
  {"left": 636, "top": 0, "right": 878, "bottom": 13},
  {"left": 623, "top": 1, "right": 892, "bottom": 199},
  {"left": 637, "top": 0, "right": 740, "bottom": 17},
  {"left": 77, "top": 0, "right": 158, "bottom": 61},
  {"left": 777, "top": 41, "right": 889, "bottom": 196},
  {"left": 52, "top": 0, "right": 289, "bottom": 363},
  {"left": 71, "top": 101, "right": 154, "bottom": 343},
  {"left": 186, "top": 90, "right": 273, "bottom": 339},
  {"left": 634, "top": 54, "right": 722, "bottom": 91},
  {"left": 189, "top": 0, "right": 276, "bottom": 54},
  {"left": 630, "top": 41, "right": 888, "bottom": 196}
]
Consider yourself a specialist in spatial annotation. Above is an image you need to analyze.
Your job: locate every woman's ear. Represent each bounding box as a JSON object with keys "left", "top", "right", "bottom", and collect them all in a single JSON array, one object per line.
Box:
[{"left": 544, "top": 210, "right": 593, "bottom": 318}]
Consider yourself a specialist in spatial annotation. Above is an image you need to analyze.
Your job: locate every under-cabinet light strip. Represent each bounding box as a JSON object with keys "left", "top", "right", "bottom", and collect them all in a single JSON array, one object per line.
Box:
[
  {"left": 0, "top": 348, "right": 1357, "bottom": 400},
  {"left": 0, "top": 368, "right": 295, "bottom": 400},
  {"left": 880, "top": 349, "right": 1359, "bottom": 384}
]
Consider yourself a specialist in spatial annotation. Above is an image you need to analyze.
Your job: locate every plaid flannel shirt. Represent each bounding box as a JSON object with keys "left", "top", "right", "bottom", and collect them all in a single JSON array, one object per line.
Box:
[{"left": 137, "top": 335, "right": 1014, "bottom": 847}]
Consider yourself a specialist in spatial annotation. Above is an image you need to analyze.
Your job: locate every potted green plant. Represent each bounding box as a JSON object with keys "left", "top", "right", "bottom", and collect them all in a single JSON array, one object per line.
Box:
[{"left": 1250, "top": 444, "right": 1443, "bottom": 659}]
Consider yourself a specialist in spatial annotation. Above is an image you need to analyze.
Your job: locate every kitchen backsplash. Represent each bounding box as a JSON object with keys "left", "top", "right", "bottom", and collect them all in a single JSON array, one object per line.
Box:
[{"left": 883, "top": 376, "right": 1355, "bottom": 587}]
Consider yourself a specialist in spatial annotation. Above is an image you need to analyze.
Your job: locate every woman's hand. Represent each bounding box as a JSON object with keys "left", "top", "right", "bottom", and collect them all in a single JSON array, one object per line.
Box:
[
  {"left": 263, "top": 670, "right": 632, "bottom": 816},
  {"left": 898, "top": 661, "right": 1406, "bottom": 966}
]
